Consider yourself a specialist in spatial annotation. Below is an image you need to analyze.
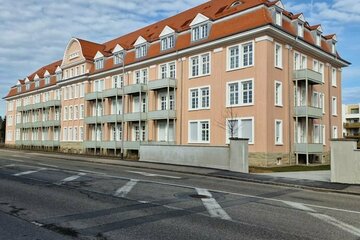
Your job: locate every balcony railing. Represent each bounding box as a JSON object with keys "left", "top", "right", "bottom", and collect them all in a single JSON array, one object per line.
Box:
[
  {"left": 123, "top": 84, "right": 148, "bottom": 95},
  {"left": 293, "top": 69, "right": 322, "bottom": 85},
  {"left": 124, "top": 112, "right": 147, "bottom": 122},
  {"left": 147, "top": 110, "right": 176, "bottom": 120},
  {"left": 102, "top": 114, "right": 123, "bottom": 123},
  {"left": 294, "top": 143, "right": 323, "bottom": 154},
  {"left": 344, "top": 123, "right": 360, "bottom": 129},
  {"left": 85, "top": 92, "right": 104, "bottom": 101},
  {"left": 103, "top": 88, "right": 124, "bottom": 98},
  {"left": 294, "top": 106, "right": 323, "bottom": 119},
  {"left": 148, "top": 78, "right": 177, "bottom": 90}
]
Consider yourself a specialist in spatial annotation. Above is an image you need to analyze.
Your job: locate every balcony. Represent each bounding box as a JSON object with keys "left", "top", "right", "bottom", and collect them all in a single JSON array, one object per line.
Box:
[
  {"left": 85, "top": 116, "right": 102, "bottom": 124},
  {"left": 42, "top": 141, "right": 60, "bottom": 147},
  {"left": 102, "top": 114, "right": 123, "bottom": 123},
  {"left": 148, "top": 78, "right": 177, "bottom": 90},
  {"left": 103, "top": 88, "right": 124, "bottom": 98},
  {"left": 148, "top": 110, "right": 176, "bottom": 120},
  {"left": 32, "top": 121, "right": 43, "bottom": 128},
  {"left": 43, "top": 100, "right": 61, "bottom": 108},
  {"left": 124, "top": 112, "right": 147, "bottom": 122},
  {"left": 23, "top": 122, "right": 33, "bottom": 129},
  {"left": 17, "top": 106, "right": 25, "bottom": 112},
  {"left": 100, "top": 141, "right": 122, "bottom": 149},
  {"left": 294, "top": 106, "right": 323, "bottom": 119},
  {"left": 344, "top": 123, "right": 360, "bottom": 129},
  {"left": 42, "top": 120, "right": 61, "bottom": 127},
  {"left": 84, "top": 141, "right": 102, "bottom": 148},
  {"left": 22, "top": 140, "right": 33, "bottom": 146},
  {"left": 85, "top": 92, "right": 103, "bottom": 101},
  {"left": 294, "top": 143, "right": 323, "bottom": 154},
  {"left": 124, "top": 84, "right": 148, "bottom": 95},
  {"left": 293, "top": 69, "right": 322, "bottom": 85},
  {"left": 16, "top": 123, "right": 23, "bottom": 128}
]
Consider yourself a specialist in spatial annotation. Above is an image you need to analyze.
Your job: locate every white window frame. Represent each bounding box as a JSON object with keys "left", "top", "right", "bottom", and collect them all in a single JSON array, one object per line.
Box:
[
  {"left": 226, "top": 79, "right": 254, "bottom": 107},
  {"left": 275, "top": 11, "right": 282, "bottom": 26},
  {"left": 332, "top": 96, "right": 337, "bottom": 116},
  {"left": 275, "top": 119, "right": 283, "bottom": 145},
  {"left": 225, "top": 117, "right": 255, "bottom": 144},
  {"left": 114, "top": 51, "right": 124, "bottom": 65},
  {"left": 188, "top": 86, "right": 211, "bottom": 111},
  {"left": 135, "top": 44, "right": 148, "bottom": 59},
  {"left": 160, "top": 34, "right": 175, "bottom": 51},
  {"left": 134, "top": 68, "right": 148, "bottom": 84},
  {"left": 297, "top": 23, "right": 304, "bottom": 38},
  {"left": 191, "top": 23, "right": 210, "bottom": 42},
  {"left": 332, "top": 126, "right": 338, "bottom": 139},
  {"left": 188, "top": 120, "right": 211, "bottom": 144},
  {"left": 159, "top": 61, "right": 176, "bottom": 79},
  {"left": 189, "top": 52, "right": 211, "bottom": 78},
  {"left": 227, "top": 41, "right": 255, "bottom": 71},
  {"left": 95, "top": 58, "right": 104, "bottom": 70},
  {"left": 332, "top": 67, "right": 337, "bottom": 87},
  {"left": 274, "top": 81, "right": 283, "bottom": 107},
  {"left": 274, "top": 42, "right": 283, "bottom": 69}
]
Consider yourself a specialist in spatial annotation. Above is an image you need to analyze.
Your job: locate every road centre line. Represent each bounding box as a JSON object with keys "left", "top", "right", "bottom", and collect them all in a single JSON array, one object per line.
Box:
[
  {"left": 60, "top": 173, "right": 86, "bottom": 183},
  {"left": 13, "top": 168, "right": 47, "bottom": 177},
  {"left": 114, "top": 179, "right": 138, "bottom": 198},
  {"left": 127, "top": 170, "right": 182, "bottom": 179},
  {"left": 1, "top": 160, "right": 359, "bottom": 216},
  {"left": 38, "top": 163, "right": 59, "bottom": 168},
  {"left": 284, "top": 201, "right": 360, "bottom": 237},
  {"left": 196, "top": 188, "right": 232, "bottom": 220}
]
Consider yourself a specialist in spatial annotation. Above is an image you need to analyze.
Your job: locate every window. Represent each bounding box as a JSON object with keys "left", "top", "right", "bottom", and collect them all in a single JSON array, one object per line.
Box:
[
  {"left": 227, "top": 79, "right": 254, "bottom": 106},
  {"left": 111, "top": 125, "right": 122, "bottom": 141},
  {"left": 16, "top": 129, "right": 20, "bottom": 141},
  {"left": 189, "top": 53, "right": 210, "bottom": 78},
  {"left": 332, "top": 97, "right": 337, "bottom": 116},
  {"left": 274, "top": 43, "right": 282, "bottom": 68},
  {"left": 80, "top": 105, "right": 84, "bottom": 119},
  {"left": 17, "top": 85, "right": 21, "bottom": 93},
  {"left": 332, "top": 126, "right": 338, "bottom": 139},
  {"left": 112, "top": 75, "right": 124, "bottom": 88},
  {"left": 95, "top": 58, "right": 104, "bottom": 70},
  {"left": 26, "top": 83, "right": 30, "bottom": 91},
  {"left": 322, "top": 125, "right": 326, "bottom": 146},
  {"left": 192, "top": 23, "right": 209, "bottom": 42},
  {"left": 63, "top": 128, "right": 68, "bottom": 141},
  {"left": 134, "top": 69, "right": 148, "bottom": 84},
  {"left": 161, "top": 35, "right": 175, "bottom": 51},
  {"left": 64, "top": 107, "right": 68, "bottom": 120},
  {"left": 297, "top": 23, "right": 304, "bottom": 37},
  {"left": 316, "top": 33, "right": 321, "bottom": 46},
  {"left": 227, "top": 42, "right": 254, "bottom": 70},
  {"left": 6, "top": 130, "right": 13, "bottom": 141},
  {"left": 69, "top": 127, "right": 73, "bottom": 141},
  {"left": 35, "top": 80, "right": 40, "bottom": 88},
  {"left": 159, "top": 62, "right": 176, "bottom": 79},
  {"left": 7, "top": 116, "right": 13, "bottom": 126},
  {"left": 79, "top": 127, "right": 84, "bottom": 141},
  {"left": 45, "top": 76, "right": 50, "bottom": 85},
  {"left": 332, "top": 68, "right": 337, "bottom": 87},
  {"left": 275, "top": 11, "right": 282, "bottom": 26},
  {"left": 114, "top": 51, "right": 124, "bottom": 65},
  {"left": 158, "top": 92, "right": 175, "bottom": 111},
  {"left": 94, "top": 79, "right": 104, "bottom": 92},
  {"left": 189, "top": 120, "right": 210, "bottom": 143},
  {"left": 321, "top": 93, "right": 325, "bottom": 114},
  {"left": 275, "top": 81, "right": 283, "bottom": 106},
  {"left": 293, "top": 52, "right": 307, "bottom": 70},
  {"left": 275, "top": 120, "right": 283, "bottom": 145},
  {"left": 189, "top": 87, "right": 210, "bottom": 110},
  {"left": 225, "top": 118, "right": 254, "bottom": 144},
  {"left": 82, "top": 65, "right": 85, "bottom": 74},
  {"left": 135, "top": 44, "right": 147, "bottom": 58},
  {"left": 69, "top": 106, "right": 73, "bottom": 120},
  {"left": 332, "top": 43, "right": 336, "bottom": 54},
  {"left": 74, "top": 106, "right": 78, "bottom": 120},
  {"left": 80, "top": 83, "right": 85, "bottom": 97}
]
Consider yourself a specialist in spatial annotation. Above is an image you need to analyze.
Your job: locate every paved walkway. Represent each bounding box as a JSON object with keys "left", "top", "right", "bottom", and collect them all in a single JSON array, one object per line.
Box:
[{"left": 256, "top": 171, "right": 331, "bottom": 182}]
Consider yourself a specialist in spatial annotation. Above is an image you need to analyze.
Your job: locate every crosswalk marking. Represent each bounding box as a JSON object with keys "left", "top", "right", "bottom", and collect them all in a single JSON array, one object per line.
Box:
[
  {"left": 13, "top": 168, "right": 47, "bottom": 176},
  {"left": 196, "top": 188, "right": 232, "bottom": 220},
  {"left": 114, "top": 179, "right": 138, "bottom": 198},
  {"left": 60, "top": 173, "right": 86, "bottom": 183}
]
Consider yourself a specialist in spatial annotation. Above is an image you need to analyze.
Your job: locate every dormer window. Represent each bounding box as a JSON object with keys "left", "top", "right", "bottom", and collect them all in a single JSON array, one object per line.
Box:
[
  {"left": 316, "top": 33, "right": 321, "bottom": 46},
  {"left": 161, "top": 35, "right": 175, "bottom": 51},
  {"left": 45, "top": 76, "right": 50, "bottom": 85},
  {"left": 332, "top": 42, "right": 336, "bottom": 54},
  {"left": 95, "top": 58, "right": 104, "bottom": 70},
  {"left": 56, "top": 71, "right": 62, "bottom": 81},
  {"left": 190, "top": 13, "right": 211, "bottom": 42},
  {"left": 297, "top": 23, "right": 304, "bottom": 38},
  {"left": 275, "top": 11, "right": 282, "bottom": 26},
  {"left": 26, "top": 83, "right": 30, "bottom": 91},
  {"left": 35, "top": 80, "right": 40, "bottom": 88},
  {"left": 17, "top": 85, "right": 21, "bottom": 93},
  {"left": 114, "top": 51, "right": 124, "bottom": 65},
  {"left": 135, "top": 44, "right": 147, "bottom": 59},
  {"left": 230, "top": 1, "right": 242, "bottom": 8}
]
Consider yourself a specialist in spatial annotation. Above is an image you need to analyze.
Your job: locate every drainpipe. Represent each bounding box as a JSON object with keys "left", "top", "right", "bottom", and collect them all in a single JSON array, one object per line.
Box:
[{"left": 286, "top": 44, "right": 293, "bottom": 165}]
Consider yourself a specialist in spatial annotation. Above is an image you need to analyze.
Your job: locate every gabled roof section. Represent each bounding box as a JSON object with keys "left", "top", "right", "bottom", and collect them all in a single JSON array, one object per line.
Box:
[
  {"left": 189, "top": 13, "right": 210, "bottom": 27},
  {"left": 44, "top": 70, "right": 50, "bottom": 77},
  {"left": 34, "top": 74, "right": 40, "bottom": 80},
  {"left": 24, "top": 77, "right": 30, "bottom": 83},
  {"left": 325, "top": 34, "right": 337, "bottom": 42},
  {"left": 292, "top": 13, "right": 305, "bottom": 22},
  {"left": 159, "top": 26, "right": 175, "bottom": 38},
  {"left": 76, "top": 38, "right": 108, "bottom": 60},
  {"left": 112, "top": 44, "right": 124, "bottom": 53},
  {"left": 275, "top": 0, "right": 284, "bottom": 9},
  {"left": 55, "top": 66, "right": 62, "bottom": 73},
  {"left": 94, "top": 51, "right": 104, "bottom": 59},
  {"left": 309, "top": 24, "right": 323, "bottom": 33},
  {"left": 17, "top": 80, "right": 23, "bottom": 85},
  {"left": 134, "top": 36, "right": 147, "bottom": 46}
]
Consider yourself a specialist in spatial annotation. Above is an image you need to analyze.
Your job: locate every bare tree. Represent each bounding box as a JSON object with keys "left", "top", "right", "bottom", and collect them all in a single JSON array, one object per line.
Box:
[{"left": 216, "top": 108, "right": 239, "bottom": 140}]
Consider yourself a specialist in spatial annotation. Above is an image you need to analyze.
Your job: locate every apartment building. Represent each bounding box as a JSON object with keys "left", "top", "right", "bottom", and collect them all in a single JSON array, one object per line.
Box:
[
  {"left": 4, "top": 0, "right": 349, "bottom": 166},
  {"left": 342, "top": 104, "right": 360, "bottom": 146}
]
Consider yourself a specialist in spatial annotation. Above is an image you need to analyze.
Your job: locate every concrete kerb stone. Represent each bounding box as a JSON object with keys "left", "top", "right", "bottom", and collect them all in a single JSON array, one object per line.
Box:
[{"left": 1, "top": 148, "right": 360, "bottom": 197}]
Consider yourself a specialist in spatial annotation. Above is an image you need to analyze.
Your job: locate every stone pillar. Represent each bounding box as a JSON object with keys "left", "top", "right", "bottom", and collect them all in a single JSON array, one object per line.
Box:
[{"left": 229, "top": 138, "right": 249, "bottom": 173}]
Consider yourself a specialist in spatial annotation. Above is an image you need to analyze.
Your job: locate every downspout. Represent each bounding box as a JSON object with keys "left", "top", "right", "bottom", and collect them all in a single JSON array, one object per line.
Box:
[
  {"left": 179, "top": 52, "right": 184, "bottom": 145},
  {"left": 287, "top": 44, "right": 293, "bottom": 165}
]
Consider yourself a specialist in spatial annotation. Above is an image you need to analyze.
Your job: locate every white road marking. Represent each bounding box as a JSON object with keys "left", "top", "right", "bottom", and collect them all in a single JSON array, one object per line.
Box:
[
  {"left": 13, "top": 168, "right": 47, "bottom": 176},
  {"left": 284, "top": 201, "right": 360, "bottom": 237},
  {"left": 114, "top": 179, "right": 138, "bottom": 198},
  {"left": 7, "top": 158, "right": 24, "bottom": 163},
  {"left": 0, "top": 164, "right": 15, "bottom": 169},
  {"left": 38, "top": 163, "right": 59, "bottom": 168},
  {"left": 127, "top": 170, "right": 181, "bottom": 179},
  {"left": 196, "top": 188, "right": 232, "bottom": 220},
  {"left": 60, "top": 173, "right": 86, "bottom": 183},
  {"left": 78, "top": 169, "right": 105, "bottom": 175}
]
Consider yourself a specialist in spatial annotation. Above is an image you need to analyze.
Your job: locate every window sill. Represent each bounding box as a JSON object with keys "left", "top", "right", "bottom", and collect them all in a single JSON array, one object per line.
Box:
[
  {"left": 226, "top": 103, "right": 254, "bottom": 108},
  {"left": 275, "top": 66, "right": 283, "bottom": 70},
  {"left": 275, "top": 104, "right": 283, "bottom": 108},
  {"left": 189, "top": 73, "right": 211, "bottom": 80},
  {"left": 188, "top": 108, "right": 210, "bottom": 112},
  {"left": 226, "top": 65, "right": 254, "bottom": 72}
]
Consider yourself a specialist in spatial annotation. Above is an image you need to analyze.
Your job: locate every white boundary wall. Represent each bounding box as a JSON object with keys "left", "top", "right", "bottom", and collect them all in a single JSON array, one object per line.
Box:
[
  {"left": 139, "top": 139, "right": 248, "bottom": 173},
  {"left": 331, "top": 139, "right": 360, "bottom": 184}
]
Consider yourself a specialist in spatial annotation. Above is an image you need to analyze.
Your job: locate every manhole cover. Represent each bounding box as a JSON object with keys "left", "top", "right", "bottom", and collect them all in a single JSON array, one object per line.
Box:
[{"left": 189, "top": 194, "right": 210, "bottom": 199}]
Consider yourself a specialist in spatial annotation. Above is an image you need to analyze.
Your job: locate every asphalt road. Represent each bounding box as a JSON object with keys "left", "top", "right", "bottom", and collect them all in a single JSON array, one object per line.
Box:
[{"left": 0, "top": 149, "right": 359, "bottom": 240}]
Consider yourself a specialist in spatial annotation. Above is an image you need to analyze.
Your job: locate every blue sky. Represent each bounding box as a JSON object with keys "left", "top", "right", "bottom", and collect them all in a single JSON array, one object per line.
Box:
[{"left": 0, "top": 0, "right": 359, "bottom": 117}]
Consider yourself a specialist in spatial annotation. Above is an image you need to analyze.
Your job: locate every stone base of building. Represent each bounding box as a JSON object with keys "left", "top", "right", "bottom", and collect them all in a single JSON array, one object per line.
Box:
[{"left": 60, "top": 142, "right": 84, "bottom": 154}]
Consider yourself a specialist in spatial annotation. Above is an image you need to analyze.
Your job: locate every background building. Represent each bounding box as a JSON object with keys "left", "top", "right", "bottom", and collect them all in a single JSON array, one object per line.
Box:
[
  {"left": 4, "top": 0, "right": 349, "bottom": 166},
  {"left": 342, "top": 103, "right": 360, "bottom": 147}
]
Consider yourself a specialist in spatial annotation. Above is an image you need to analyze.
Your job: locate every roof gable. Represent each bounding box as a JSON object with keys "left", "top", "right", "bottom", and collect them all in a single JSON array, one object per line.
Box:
[
  {"left": 44, "top": 70, "right": 50, "bottom": 77},
  {"left": 134, "top": 36, "right": 147, "bottom": 46},
  {"left": 189, "top": 13, "right": 210, "bottom": 27},
  {"left": 112, "top": 44, "right": 124, "bottom": 53},
  {"left": 34, "top": 74, "right": 40, "bottom": 80},
  {"left": 159, "top": 25, "right": 175, "bottom": 37},
  {"left": 94, "top": 51, "right": 104, "bottom": 59},
  {"left": 275, "top": 0, "right": 284, "bottom": 9},
  {"left": 55, "top": 66, "right": 62, "bottom": 73}
]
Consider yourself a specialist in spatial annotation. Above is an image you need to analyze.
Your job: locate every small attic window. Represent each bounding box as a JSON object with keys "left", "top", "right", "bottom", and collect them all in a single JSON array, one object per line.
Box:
[
  {"left": 332, "top": 42, "right": 336, "bottom": 54},
  {"left": 17, "top": 85, "right": 21, "bottom": 93},
  {"left": 230, "top": 1, "right": 242, "bottom": 8},
  {"left": 275, "top": 11, "right": 282, "bottom": 26}
]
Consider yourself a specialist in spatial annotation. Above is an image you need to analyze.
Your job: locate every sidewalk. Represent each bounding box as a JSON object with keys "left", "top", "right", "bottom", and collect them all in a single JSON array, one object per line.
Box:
[{"left": 3, "top": 148, "right": 360, "bottom": 196}]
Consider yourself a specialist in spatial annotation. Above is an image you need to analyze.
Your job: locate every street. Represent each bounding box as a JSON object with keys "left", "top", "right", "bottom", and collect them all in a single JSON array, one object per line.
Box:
[{"left": 0, "top": 149, "right": 359, "bottom": 240}]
